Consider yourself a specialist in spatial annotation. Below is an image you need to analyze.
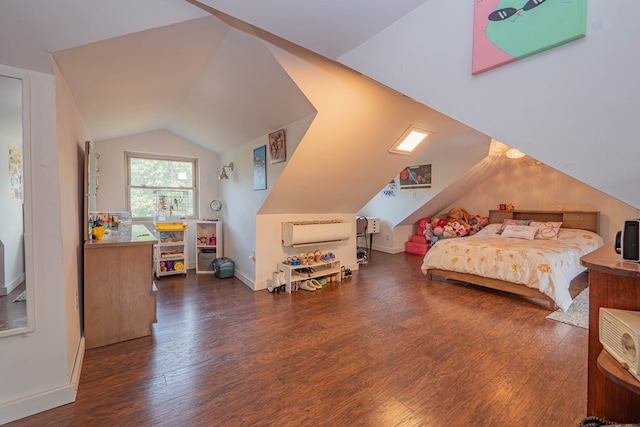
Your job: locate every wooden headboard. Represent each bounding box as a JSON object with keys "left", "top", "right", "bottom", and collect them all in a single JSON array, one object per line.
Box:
[{"left": 488, "top": 210, "right": 600, "bottom": 234}]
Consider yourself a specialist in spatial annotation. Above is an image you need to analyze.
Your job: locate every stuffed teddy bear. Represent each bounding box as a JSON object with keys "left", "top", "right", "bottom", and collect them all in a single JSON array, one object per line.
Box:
[
  {"left": 431, "top": 218, "right": 448, "bottom": 238},
  {"left": 442, "top": 224, "right": 456, "bottom": 238},
  {"left": 451, "top": 221, "right": 470, "bottom": 237},
  {"left": 423, "top": 221, "right": 434, "bottom": 242},
  {"left": 446, "top": 207, "right": 471, "bottom": 229},
  {"left": 468, "top": 214, "right": 489, "bottom": 235}
]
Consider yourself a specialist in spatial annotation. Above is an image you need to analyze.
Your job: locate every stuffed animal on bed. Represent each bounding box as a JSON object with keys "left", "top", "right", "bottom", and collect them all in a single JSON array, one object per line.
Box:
[
  {"left": 423, "top": 220, "right": 434, "bottom": 242},
  {"left": 451, "top": 220, "right": 470, "bottom": 237},
  {"left": 431, "top": 218, "right": 448, "bottom": 238},
  {"left": 468, "top": 214, "right": 489, "bottom": 235},
  {"left": 446, "top": 207, "right": 471, "bottom": 229}
]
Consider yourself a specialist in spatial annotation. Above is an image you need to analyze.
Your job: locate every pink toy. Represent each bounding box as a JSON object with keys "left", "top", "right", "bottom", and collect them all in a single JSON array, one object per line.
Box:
[
  {"left": 442, "top": 224, "right": 455, "bottom": 238},
  {"left": 452, "top": 221, "right": 469, "bottom": 237}
]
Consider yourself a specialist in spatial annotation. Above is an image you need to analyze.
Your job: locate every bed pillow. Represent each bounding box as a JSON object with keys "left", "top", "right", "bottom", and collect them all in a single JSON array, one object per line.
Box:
[
  {"left": 501, "top": 224, "right": 538, "bottom": 240},
  {"left": 472, "top": 223, "right": 503, "bottom": 237},
  {"left": 496, "top": 219, "right": 532, "bottom": 235},
  {"left": 529, "top": 221, "right": 562, "bottom": 239}
]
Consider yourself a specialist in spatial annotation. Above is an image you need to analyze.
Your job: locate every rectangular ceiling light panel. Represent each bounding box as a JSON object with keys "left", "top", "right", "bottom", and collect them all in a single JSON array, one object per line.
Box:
[{"left": 389, "top": 126, "right": 431, "bottom": 155}]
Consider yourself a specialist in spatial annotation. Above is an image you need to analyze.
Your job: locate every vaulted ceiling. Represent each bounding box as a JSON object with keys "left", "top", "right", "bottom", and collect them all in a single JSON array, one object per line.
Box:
[
  {"left": 0, "top": 0, "right": 435, "bottom": 154},
  {"left": 4, "top": 1, "right": 636, "bottom": 212}
]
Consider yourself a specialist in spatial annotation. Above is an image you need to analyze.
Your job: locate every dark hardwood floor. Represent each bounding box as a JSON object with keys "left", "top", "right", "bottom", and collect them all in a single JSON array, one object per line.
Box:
[
  {"left": 8, "top": 251, "right": 588, "bottom": 426},
  {"left": 0, "top": 281, "right": 26, "bottom": 331}
]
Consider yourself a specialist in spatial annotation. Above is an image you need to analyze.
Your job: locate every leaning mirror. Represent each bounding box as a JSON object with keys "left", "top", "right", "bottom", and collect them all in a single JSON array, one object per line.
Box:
[{"left": 0, "top": 70, "right": 34, "bottom": 337}]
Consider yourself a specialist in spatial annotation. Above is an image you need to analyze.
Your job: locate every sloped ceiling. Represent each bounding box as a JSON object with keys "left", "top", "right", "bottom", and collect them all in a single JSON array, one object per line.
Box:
[
  {"left": 193, "top": 0, "right": 430, "bottom": 59},
  {"left": 0, "top": 0, "right": 210, "bottom": 73},
  {"left": 0, "top": 0, "right": 438, "bottom": 155},
  {"left": 53, "top": 16, "right": 316, "bottom": 152}
]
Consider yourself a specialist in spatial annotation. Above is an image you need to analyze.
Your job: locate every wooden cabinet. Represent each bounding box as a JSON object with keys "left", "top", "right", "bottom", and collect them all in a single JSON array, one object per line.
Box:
[
  {"left": 195, "top": 220, "right": 223, "bottom": 274},
  {"left": 84, "top": 225, "right": 157, "bottom": 349},
  {"left": 581, "top": 244, "right": 640, "bottom": 422}
]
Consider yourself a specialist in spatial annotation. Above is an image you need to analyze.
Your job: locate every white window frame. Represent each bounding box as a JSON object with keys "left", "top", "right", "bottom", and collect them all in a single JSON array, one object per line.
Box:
[{"left": 125, "top": 151, "right": 198, "bottom": 221}]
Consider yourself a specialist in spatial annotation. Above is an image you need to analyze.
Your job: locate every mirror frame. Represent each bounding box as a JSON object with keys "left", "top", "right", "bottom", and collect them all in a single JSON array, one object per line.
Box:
[{"left": 0, "top": 66, "right": 34, "bottom": 338}]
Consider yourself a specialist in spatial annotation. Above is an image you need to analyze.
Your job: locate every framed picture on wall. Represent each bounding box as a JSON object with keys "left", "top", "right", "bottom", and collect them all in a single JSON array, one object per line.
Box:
[
  {"left": 399, "top": 164, "right": 431, "bottom": 190},
  {"left": 268, "top": 129, "right": 286, "bottom": 164},
  {"left": 8, "top": 145, "right": 23, "bottom": 204},
  {"left": 253, "top": 145, "right": 267, "bottom": 191}
]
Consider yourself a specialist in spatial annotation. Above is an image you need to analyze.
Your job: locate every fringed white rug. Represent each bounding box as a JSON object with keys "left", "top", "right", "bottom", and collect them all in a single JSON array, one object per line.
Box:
[
  {"left": 546, "top": 287, "right": 589, "bottom": 329},
  {"left": 12, "top": 290, "right": 26, "bottom": 302}
]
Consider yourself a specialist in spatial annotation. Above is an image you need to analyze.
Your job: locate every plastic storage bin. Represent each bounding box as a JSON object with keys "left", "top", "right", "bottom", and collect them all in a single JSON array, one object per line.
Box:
[
  {"left": 198, "top": 249, "right": 217, "bottom": 272},
  {"left": 213, "top": 257, "right": 235, "bottom": 279}
]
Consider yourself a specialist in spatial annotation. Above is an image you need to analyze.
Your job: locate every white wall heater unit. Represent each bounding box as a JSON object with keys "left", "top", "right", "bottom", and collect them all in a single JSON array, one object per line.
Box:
[{"left": 282, "top": 220, "right": 352, "bottom": 247}]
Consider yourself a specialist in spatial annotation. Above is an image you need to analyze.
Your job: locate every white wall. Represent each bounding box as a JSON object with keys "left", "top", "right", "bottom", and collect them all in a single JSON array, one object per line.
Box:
[
  {"left": 94, "top": 129, "right": 220, "bottom": 269},
  {"left": 446, "top": 159, "right": 638, "bottom": 244},
  {"left": 53, "top": 59, "right": 91, "bottom": 386},
  {"left": 221, "top": 115, "right": 315, "bottom": 289},
  {"left": 359, "top": 134, "right": 490, "bottom": 253},
  {"left": 339, "top": 0, "right": 640, "bottom": 210},
  {"left": 260, "top": 41, "right": 488, "bottom": 216},
  {"left": 0, "top": 64, "right": 77, "bottom": 424}
]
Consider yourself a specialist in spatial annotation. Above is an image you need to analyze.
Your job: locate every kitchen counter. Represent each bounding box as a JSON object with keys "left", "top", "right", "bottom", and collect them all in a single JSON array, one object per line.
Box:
[
  {"left": 85, "top": 224, "right": 156, "bottom": 248},
  {"left": 84, "top": 223, "right": 158, "bottom": 349}
]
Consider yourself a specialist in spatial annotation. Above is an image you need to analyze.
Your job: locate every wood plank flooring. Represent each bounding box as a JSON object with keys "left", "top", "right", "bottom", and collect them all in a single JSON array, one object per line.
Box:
[
  {"left": 0, "top": 282, "right": 26, "bottom": 331},
  {"left": 8, "top": 251, "right": 588, "bottom": 426}
]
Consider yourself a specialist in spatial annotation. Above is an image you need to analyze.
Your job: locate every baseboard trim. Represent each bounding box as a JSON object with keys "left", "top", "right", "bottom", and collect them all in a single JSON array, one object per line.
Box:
[
  {"left": 372, "top": 244, "right": 405, "bottom": 254},
  {"left": 235, "top": 271, "right": 255, "bottom": 291},
  {"left": 70, "top": 337, "right": 85, "bottom": 395},
  {"left": 0, "top": 337, "right": 84, "bottom": 425},
  {"left": 1, "top": 273, "right": 26, "bottom": 296}
]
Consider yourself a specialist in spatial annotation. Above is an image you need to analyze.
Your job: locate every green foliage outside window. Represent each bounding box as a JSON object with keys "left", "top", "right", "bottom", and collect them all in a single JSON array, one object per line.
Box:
[{"left": 127, "top": 154, "right": 197, "bottom": 219}]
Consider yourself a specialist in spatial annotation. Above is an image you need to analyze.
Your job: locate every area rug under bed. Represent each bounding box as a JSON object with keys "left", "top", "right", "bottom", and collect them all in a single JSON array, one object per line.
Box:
[{"left": 546, "top": 287, "right": 589, "bottom": 329}]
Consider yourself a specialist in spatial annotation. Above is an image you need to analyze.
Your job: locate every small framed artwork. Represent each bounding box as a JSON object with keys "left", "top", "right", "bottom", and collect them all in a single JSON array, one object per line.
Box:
[
  {"left": 268, "top": 129, "right": 286, "bottom": 164},
  {"left": 399, "top": 164, "right": 431, "bottom": 190},
  {"left": 253, "top": 145, "right": 267, "bottom": 191},
  {"left": 9, "top": 145, "right": 23, "bottom": 204}
]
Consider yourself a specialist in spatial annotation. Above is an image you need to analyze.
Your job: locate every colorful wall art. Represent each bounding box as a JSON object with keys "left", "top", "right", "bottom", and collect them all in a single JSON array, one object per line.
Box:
[
  {"left": 399, "top": 164, "right": 431, "bottom": 190},
  {"left": 9, "top": 145, "right": 23, "bottom": 204},
  {"left": 253, "top": 145, "right": 267, "bottom": 191},
  {"left": 472, "top": 0, "right": 587, "bottom": 75}
]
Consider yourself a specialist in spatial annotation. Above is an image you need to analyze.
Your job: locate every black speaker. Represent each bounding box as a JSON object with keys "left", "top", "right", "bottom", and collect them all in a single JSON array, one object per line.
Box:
[{"left": 617, "top": 220, "right": 640, "bottom": 262}]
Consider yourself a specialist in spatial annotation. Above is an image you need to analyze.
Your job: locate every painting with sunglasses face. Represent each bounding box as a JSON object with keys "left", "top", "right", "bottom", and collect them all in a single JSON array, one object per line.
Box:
[{"left": 472, "top": 0, "right": 586, "bottom": 75}]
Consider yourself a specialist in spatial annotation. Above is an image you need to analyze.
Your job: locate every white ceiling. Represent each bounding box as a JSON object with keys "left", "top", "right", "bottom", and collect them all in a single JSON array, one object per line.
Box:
[{"left": 0, "top": 0, "right": 433, "bottom": 153}]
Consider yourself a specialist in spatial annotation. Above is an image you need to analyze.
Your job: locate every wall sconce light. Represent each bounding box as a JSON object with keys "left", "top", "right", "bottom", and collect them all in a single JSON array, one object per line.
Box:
[
  {"left": 389, "top": 125, "right": 431, "bottom": 155},
  {"left": 219, "top": 162, "right": 234, "bottom": 180},
  {"left": 505, "top": 148, "right": 526, "bottom": 159}
]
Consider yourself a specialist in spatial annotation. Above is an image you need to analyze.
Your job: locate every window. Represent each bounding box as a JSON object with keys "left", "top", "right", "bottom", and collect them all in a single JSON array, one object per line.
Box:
[{"left": 126, "top": 152, "right": 198, "bottom": 220}]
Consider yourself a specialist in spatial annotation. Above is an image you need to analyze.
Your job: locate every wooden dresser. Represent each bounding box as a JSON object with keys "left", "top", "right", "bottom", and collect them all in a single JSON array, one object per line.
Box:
[
  {"left": 84, "top": 224, "right": 158, "bottom": 349},
  {"left": 581, "top": 244, "right": 640, "bottom": 423}
]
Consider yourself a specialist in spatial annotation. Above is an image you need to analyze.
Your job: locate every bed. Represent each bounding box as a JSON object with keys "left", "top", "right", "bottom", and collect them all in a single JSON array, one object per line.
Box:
[{"left": 421, "top": 210, "right": 604, "bottom": 311}]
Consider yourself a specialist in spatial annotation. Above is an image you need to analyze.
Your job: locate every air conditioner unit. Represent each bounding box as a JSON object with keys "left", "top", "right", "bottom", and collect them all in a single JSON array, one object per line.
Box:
[
  {"left": 599, "top": 307, "right": 640, "bottom": 382},
  {"left": 282, "top": 220, "right": 351, "bottom": 247}
]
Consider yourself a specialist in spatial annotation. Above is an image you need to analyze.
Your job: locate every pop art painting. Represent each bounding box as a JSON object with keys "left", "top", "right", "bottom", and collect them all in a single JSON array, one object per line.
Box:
[{"left": 472, "top": 0, "right": 587, "bottom": 75}]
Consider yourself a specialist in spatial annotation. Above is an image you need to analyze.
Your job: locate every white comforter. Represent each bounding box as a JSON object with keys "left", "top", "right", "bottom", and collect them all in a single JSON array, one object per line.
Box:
[{"left": 421, "top": 223, "right": 604, "bottom": 311}]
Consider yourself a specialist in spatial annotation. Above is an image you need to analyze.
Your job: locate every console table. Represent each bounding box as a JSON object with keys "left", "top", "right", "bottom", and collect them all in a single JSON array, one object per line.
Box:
[{"left": 581, "top": 244, "right": 640, "bottom": 422}]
